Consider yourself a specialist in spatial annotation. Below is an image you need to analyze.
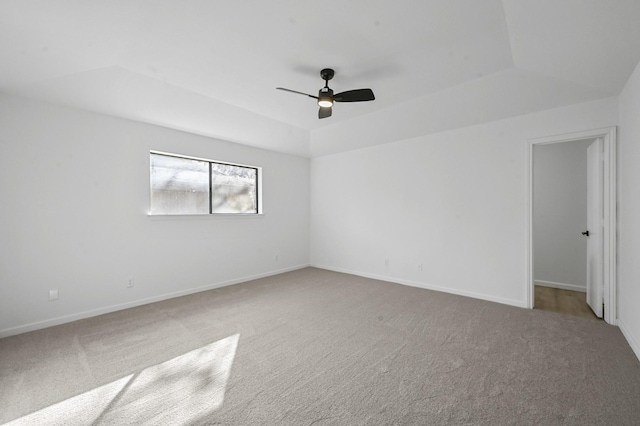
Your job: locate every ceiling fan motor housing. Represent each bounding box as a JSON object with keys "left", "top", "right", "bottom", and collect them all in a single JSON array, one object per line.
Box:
[{"left": 318, "top": 87, "right": 334, "bottom": 107}]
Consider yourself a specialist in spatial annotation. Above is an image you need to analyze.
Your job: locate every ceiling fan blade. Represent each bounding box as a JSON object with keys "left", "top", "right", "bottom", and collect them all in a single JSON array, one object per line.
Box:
[
  {"left": 334, "top": 88, "right": 375, "bottom": 102},
  {"left": 318, "top": 106, "right": 332, "bottom": 119},
  {"left": 276, "top": 87, "right": 318, "bottom": 99}
]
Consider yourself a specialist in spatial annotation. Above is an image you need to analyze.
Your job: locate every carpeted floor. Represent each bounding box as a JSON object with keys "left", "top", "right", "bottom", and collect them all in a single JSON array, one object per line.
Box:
[{"left": 1, "top": 267, "right": 639, "bottom": 425}]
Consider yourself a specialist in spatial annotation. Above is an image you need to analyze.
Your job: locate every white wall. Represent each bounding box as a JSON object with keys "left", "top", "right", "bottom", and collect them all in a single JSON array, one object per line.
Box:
[
  {"left": 533, "top": 139, "right": 594, "bottom": 291},
  {"left": 311, "top": 97, "right": 617, "bottom": 307},
  {"left": 618, "top": 60, "right": 640, "bottom": 360},
  {"left": 0, "top": 94, "right": 310, "bottom": 337}
]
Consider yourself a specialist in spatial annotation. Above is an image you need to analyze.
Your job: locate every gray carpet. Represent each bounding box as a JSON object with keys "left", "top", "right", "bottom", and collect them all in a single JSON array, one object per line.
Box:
[{"left": 1, "top": 267, "right": 639, "bottom": 425}]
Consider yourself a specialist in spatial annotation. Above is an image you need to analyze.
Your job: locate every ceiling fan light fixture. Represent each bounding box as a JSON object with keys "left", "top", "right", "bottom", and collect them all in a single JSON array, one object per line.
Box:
[{"left": 318, "top": 87, "right": 333, "bottom": 108}]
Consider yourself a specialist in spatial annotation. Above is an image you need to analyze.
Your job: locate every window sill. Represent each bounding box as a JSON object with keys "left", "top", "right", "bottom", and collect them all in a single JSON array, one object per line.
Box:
[{"left": 147, "top": 213, "right": 265, "bottom": 220}]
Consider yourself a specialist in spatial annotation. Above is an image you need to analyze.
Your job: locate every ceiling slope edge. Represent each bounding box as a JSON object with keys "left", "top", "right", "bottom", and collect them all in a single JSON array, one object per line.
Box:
[
  {"left": 309, "top": 67, "right": 612, "bottom": 157},
  {"left": 11, "top": 66, "right": 311, "bottom": 158}
]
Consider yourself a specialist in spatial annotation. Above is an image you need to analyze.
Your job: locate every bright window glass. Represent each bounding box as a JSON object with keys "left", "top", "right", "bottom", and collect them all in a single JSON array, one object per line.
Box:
[
  {"left": 211, "top": 163, "right": 257, "bottom": 214},
  {"left": 150, "top": 152, "right": 259, "bottom": 215}
]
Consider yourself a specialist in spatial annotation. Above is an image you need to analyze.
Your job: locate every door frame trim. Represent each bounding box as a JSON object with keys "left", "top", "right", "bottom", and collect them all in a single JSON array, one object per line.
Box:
[{"left": 527, "top": 127, "right": 617, "bottom": 325}]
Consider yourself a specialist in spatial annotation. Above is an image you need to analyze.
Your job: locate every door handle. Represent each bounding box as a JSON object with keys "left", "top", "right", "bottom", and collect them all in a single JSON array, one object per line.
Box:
[{"left": 582, "top": 230, "right": 589, "bottom": 237}]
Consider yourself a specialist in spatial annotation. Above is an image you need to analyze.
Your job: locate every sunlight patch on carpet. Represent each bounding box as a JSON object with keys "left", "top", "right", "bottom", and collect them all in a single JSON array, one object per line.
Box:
[{"left": 7, "top": 334, "right": 239, "bottom": 425}]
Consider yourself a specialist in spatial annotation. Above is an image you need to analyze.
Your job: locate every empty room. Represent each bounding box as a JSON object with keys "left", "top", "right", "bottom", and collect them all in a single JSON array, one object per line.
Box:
[{"left": 2, "top": 1, "right": 640, "bottom": 425}]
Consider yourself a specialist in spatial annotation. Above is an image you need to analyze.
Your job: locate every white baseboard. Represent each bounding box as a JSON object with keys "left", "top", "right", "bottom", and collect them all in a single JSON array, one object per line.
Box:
[
  {"left": 0, "top": 264, "right": 309, "bottom": 339},
  {"left": 534, "top": 280, "right": 587, "bottom": 292},
  {"left": 312, "top": 264, "right": 528, "bottom": 309},
  {"left": 618, "top": 319, "right": 640, "bottom": 363}
]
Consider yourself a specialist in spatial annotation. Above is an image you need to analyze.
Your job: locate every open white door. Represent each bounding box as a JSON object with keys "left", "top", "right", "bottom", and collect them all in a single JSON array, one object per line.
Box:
[{"left": 586, "top": 138, "right": 603, "bottom": 318}]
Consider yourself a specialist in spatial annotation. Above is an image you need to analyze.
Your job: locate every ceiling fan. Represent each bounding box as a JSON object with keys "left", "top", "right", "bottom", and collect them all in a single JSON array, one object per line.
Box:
[{"left": 277, "top": 68, "right": 375, "bottom": 119}]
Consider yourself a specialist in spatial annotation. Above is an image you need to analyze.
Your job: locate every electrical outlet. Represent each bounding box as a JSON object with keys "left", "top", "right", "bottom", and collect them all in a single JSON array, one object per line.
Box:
[
  {"left": 418, "top": 263, "right": 423, "bottom": 271},
  {"left": 275, "top": 254, "right": 279, "bottom": 262},
  {"left": 127, "top": 277, "right": 134, "bottom": 288},
  {"left": 385, "top": 258, "right": 389, "bottom": 267},
  {"left": 49, "top": 289, "right": 59, "bottom": 301}
]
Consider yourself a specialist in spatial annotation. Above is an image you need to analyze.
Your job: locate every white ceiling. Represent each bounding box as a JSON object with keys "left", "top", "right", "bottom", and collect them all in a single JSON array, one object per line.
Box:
[{"left": 1, "top": 1, "right": 640, "bottom": 157}]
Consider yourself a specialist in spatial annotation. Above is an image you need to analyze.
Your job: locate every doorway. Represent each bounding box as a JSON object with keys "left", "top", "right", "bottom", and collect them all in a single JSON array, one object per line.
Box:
[
  {"left": 528, "top": 127, "right": 617, "bottom": 325},
  {"left": 533, "top": 138, "right": 596, "bottom": 318}
]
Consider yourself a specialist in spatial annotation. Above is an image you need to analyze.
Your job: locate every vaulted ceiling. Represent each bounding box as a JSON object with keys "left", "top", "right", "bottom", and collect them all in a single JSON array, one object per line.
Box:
[{"left": 2, "top": 1, "right": 640, "bottom": 157}]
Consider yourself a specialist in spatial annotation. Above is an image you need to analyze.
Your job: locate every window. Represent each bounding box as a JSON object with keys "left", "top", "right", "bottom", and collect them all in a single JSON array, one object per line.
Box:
[{"left": 150, "top": 152, "right": 260, "bottom": 215}]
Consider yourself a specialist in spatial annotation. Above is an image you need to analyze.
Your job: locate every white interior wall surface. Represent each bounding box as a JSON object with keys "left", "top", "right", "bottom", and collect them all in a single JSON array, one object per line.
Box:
[
  {"left": 310, "top": 97, "right": 618, "bottom": 308},
  {"left": 0, "top": 94, "right": 310, "bottom": 337},
  {"left": 617, "top": 59, "right": 640, "bottom": 360}
]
